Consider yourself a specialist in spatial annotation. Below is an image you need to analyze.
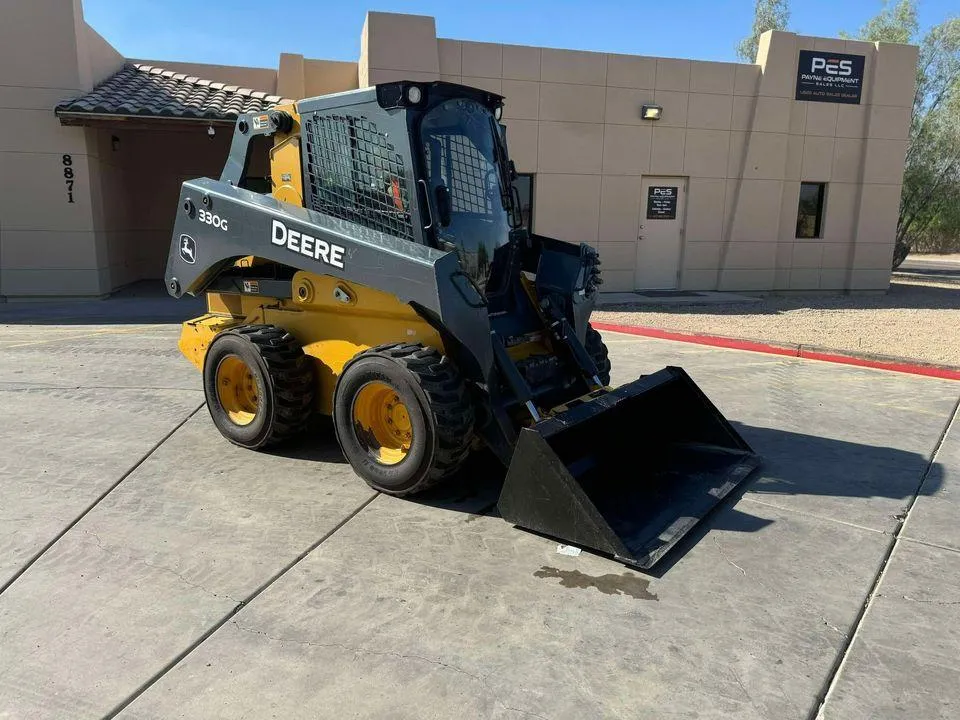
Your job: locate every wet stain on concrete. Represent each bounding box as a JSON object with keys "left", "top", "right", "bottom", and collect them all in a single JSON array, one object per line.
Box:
[{"left": 534, "top": 566, "right": 658, "bottom": 600}]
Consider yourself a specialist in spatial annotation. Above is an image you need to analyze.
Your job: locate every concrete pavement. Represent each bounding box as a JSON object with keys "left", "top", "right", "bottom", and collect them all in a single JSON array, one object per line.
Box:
[
  {"left": 0, "top": 299, "right": 958, "bottom": 719},
  {"left": 899, "top": 254, "right": 960, "bottom": 282}
]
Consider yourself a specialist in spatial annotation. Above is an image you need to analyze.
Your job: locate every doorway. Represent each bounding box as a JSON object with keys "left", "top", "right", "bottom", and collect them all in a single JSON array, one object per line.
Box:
[{"left": 634, "top": 177, "right": 686, "bottom": 289}]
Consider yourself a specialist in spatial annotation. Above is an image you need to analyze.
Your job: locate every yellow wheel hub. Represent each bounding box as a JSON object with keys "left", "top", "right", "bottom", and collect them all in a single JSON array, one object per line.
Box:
[
  {"left": 216, "top": 355, "right": 259, "bottom": 426},
  {"left": 352, "top": 381, "right": 412, "bottom": 465}
]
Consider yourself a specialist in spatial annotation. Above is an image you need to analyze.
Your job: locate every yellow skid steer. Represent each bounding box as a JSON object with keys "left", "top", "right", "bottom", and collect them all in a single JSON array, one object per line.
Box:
[{"left": 165, "top": 81, "right": 759, "bottom": 568}]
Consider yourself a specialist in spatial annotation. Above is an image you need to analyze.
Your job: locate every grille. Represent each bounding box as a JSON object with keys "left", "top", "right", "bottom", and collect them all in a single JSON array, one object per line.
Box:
[{"left": 303, "top": 113, "right": 414, "bottom": 240}]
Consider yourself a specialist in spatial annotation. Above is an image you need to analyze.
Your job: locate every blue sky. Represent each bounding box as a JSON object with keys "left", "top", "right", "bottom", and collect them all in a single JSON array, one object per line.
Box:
[{"left": 83, "top": 0, "right": 956, "bottom": 69}]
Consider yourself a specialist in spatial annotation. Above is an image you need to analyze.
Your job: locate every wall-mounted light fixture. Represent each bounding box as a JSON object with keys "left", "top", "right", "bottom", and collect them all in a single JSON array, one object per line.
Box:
[
  {"left": 641, "top": 104, "right": 662, "bottom": 121},
  {"left": 111, "top": 135, "right": 120, "bottom": 151},
  {"left": 207, "top": 125, "right": 216, "bottom": 137}
]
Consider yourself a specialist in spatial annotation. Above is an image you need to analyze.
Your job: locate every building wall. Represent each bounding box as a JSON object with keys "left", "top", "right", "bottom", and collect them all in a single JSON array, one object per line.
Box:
[
  {"left": 0, "top": 4, "right": 918, "bottom": 298},
  {"left": 360, "top": 12, "right": 918, "bottom": 292},
  {"left": 0, "top": 2, "right": 278, "bottom": 299},
  {"left": 0, "top": 0, "right": 124, "bottom": 298},
  {"left": 278, "top": 54, "right": 359, "bottom": 99}
]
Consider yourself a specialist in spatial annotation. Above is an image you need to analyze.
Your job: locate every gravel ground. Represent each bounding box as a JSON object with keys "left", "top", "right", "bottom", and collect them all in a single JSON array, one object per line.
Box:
[{"left": 593, "top": 274, "right": 960, "bottom": 366}]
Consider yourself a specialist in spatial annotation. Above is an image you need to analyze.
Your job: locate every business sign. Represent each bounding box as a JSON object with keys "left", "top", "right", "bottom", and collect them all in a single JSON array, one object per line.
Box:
[
  {"left": 796, "top": 50, "right": 865, "bottom": 104},
  {"left": 646, "top": 186, "right": 678, "bottom": 220}
]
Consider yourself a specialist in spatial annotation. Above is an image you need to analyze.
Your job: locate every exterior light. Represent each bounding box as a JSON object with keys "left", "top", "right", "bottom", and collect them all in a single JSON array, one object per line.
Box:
[
  {"left": 494, "top": 105, "right": 503, "bottom": 120},
  {"left": 207, "top": 125, "right": 216, "bottom": 137},
  {"left": 111, "top": 135, "right": 120, "bottom": 151},
  {"left": 641, "top": 104, "right": 662, "bottom": 121},
  {"left": 406, "top": 85, "right": 423, "bottom": 104}
]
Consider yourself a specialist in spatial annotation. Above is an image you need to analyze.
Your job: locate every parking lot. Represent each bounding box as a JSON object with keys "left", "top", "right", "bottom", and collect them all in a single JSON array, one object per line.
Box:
[{"left": 1, "top": 297, "right": 958, "bottom": 719}]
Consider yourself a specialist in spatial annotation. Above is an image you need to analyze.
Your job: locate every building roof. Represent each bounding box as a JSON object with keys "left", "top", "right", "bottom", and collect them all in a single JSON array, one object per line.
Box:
[{"left": 55, "top": 63, "right": 292, "bottom": 125}]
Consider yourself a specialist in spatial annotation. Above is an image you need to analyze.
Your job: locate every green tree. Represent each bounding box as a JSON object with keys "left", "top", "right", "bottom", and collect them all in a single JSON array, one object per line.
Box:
[
  {"left": 841, "top": 0, "right": 917, "bottom": 43},
  {"left": 736, "top": 0, "right": 791, "bottom": 61},
  {"left": 846, "top": 1, "right": 960, "bottom": 266}
]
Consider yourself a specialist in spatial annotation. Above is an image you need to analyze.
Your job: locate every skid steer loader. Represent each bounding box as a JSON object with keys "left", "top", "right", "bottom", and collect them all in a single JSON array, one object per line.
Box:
[{"left": 164, "top": 81, "right": 759, "bottom": 569}]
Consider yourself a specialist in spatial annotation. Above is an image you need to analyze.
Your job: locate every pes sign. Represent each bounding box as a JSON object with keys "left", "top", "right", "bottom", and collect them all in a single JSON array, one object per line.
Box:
[
  {"left": 646, "top": 186, "right": 678, "bottom": 220},
  {"left": 795, "top": 50, "right": 865, "bottom": 104}
]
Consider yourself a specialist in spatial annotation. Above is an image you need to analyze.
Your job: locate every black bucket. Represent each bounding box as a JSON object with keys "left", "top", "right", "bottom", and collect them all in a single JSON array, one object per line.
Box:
[{"left": 497, "top": 367, "right": 760, "bottom": 569}]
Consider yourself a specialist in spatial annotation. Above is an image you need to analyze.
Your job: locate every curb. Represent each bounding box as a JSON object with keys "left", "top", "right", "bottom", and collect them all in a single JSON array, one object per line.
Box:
[{"left": 591, "top": 322, "right": 960, "bottom": 382}]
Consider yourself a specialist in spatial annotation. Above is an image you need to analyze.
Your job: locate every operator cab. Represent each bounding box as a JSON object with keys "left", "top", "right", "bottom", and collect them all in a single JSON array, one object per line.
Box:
[{"left": 416, "top": 93, "right": 517, "bottom": 290}]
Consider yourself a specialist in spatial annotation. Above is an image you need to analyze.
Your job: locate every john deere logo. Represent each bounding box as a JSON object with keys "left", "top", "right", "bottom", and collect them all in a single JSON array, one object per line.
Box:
[{"left": 179, "top": 234, "right": 197, "bottom": 264}]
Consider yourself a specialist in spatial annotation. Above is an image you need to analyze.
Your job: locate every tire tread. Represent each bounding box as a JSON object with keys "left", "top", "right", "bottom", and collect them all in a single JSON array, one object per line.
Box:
[
  {"left": 224, "top": 324, "right": 314, "bottom": 446},
  {"left": 356, "top": 342, "right": 474, "bottom": 495},
  {"left": 585, "top": 324, "right": 612, "bottom": 386}
]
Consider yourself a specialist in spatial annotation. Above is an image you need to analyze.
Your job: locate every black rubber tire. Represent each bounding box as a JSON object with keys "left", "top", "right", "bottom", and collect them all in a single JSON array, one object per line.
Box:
[
  {"left": 333, "top": 343, "right": 474, "bottom": 496},
  {"left": 203, "top": 324, "right": 314, "bottom": 449},
  {"left": 585, "top": 323, "right": 612, "bottom": 386}
]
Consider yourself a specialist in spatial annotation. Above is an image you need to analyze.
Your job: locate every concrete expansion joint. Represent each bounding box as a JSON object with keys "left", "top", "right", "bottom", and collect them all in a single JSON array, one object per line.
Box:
[
  {"left": 900, "top": 536, "right": 960, "bottom": 555},
  {"left": 229, "top": 620, "right": 549, "bottom": 720},
  {"left": 882, "top": 593, "right": 960, "bottom": 606},
  {"left": 102, "top": 494, "right": 380, "bottom": 717},
  {"left": 741, "top": 496, "right": 886, "bottom": 535},
  {"left": 0, "top": 403, "right": 204, "bottom": 599},
  {"left": 0, "top": 383, "right": 200, "bottom": 394},
  {"left": 811, "top": 396, "right": 960, "bottom": 719}
]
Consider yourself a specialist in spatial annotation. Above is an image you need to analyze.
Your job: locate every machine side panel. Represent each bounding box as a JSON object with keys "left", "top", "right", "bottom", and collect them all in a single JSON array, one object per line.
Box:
[{"left": 165, "top": 178, "right": 444, "bottom": 313}]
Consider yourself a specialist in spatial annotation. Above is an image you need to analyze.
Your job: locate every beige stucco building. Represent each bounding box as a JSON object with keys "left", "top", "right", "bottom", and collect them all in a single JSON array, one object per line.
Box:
[{"left": 0, "top": 1, "right": 918, "bottom": 299}]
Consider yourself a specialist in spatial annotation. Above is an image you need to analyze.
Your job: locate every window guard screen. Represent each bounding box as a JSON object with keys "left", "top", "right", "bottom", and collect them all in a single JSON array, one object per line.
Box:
[
  {"left": 419, "top": 98, "right": 511, "bottom": 290},
  {"left": 423, "top": 132, "right": 493, "bottom": 215},
  {"left": 303, "top": 113, "right": 414, "bottom": 240}
]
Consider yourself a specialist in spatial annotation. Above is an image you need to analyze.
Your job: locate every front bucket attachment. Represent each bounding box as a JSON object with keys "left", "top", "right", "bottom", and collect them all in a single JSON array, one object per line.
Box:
[{"left": 497, "top": 367, "right": 760, "bottom": 569}]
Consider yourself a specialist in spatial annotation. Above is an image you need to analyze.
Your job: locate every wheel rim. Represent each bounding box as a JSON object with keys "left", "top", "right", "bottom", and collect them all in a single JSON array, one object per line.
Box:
[
  {"left": 216, "top": 355, "right": 259, "bottom": 426},
  {"left": 351, "top": 381, "right": 412, "bottom": 465}
]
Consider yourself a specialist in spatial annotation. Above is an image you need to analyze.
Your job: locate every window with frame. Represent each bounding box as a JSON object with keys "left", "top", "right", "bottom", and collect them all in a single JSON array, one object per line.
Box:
[
  {"left": 512, "top": 174, "right": 534, "bottom": 231},
  {"left": 796, "top": 182, "right": 826, "bottom": 239}
]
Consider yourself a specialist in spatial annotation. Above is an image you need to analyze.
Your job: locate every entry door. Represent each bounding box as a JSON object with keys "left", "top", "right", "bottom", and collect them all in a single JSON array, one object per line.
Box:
[{"left": 635, "top": 177, "right": 686, "bottom": 289}]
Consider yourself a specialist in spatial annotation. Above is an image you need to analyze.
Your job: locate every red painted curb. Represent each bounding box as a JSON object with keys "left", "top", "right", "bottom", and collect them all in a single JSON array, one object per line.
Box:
[{"left": 591, "top": 321, "right": 960, "bottom": 382}]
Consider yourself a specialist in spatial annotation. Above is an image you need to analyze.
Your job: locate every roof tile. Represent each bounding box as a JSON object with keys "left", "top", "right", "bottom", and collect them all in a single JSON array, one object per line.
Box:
[{"left": 55, "top": 63, "right": 291, "bottom": 123}]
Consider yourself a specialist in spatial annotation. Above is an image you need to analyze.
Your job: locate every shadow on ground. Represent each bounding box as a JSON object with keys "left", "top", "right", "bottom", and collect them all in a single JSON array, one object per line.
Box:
[
  {"left": 0, "top": 281, "right": 203, "bottom": 325},
  {"left": 260, "top": 418, "right": 350, "bottom": 464},
  {"left": 280, "top": 421, "right": 942, "bottom": 576},
  {"left": 4, "top": 285, "right": 945, "bottom": 576}
]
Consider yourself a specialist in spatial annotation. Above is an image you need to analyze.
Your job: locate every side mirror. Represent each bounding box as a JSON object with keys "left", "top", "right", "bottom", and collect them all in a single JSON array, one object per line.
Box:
[
  {"left": 508, "top": 159, "right": 518, "bottom": 182},
  {"left": 435, "top": 185, "right": 452, "bottom": 228}
]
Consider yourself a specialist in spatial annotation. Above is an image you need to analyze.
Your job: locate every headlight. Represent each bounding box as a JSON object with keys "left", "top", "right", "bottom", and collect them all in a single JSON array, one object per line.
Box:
[
  {"left": 494, "top": 105, "right": 503, "bottom": 120},
  {"left": 407, "top": 85, "right": 423, "bottom": 104}
]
